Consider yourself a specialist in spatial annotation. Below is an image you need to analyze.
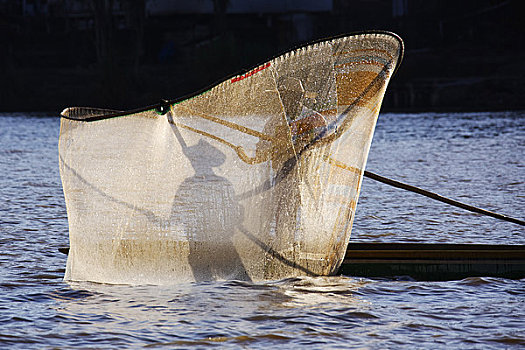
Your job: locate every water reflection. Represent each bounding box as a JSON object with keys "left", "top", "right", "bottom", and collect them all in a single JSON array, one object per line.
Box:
[
  {"left": 57, "top": 276, "right": 367, "bottom": 324},
  {"left": 57, "top": 278, "right": 354, "bottom": 347},
  {"left": 272, "top": 276, "right": 368, "bottom": 308}
]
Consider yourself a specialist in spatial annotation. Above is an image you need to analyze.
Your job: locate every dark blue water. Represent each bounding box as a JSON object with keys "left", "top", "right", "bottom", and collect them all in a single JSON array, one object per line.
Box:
[
  {"left": 1, "top": 112, "right": 524, "bottom": 348},
  {"left": 355, "top": 112, "right": 524, "bottom": 244}
]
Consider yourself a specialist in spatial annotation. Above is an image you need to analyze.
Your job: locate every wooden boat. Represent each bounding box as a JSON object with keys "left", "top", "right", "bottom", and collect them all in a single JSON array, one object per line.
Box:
[
  {"left": 343, "top": 243, "right": 525, "bottom": 281},
  {"left": 59, "top": 31, "right": 404, "bottom": 284}
]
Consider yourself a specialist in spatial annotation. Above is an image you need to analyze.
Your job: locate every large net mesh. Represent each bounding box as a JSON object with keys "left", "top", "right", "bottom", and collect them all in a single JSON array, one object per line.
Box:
[{"left": 59, "top": 32, "right": 403, "bottom": 284}]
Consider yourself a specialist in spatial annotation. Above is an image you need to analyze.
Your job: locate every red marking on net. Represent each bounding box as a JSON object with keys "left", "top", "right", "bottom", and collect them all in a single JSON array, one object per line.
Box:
[{"left": 231, "top": 62, "right": 271, "bottom": 83}]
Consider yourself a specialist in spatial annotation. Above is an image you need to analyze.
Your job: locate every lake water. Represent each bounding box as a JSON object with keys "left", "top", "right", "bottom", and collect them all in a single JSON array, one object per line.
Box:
[{"left": 1, "top": 112, "right": 523, "bottom": 348}]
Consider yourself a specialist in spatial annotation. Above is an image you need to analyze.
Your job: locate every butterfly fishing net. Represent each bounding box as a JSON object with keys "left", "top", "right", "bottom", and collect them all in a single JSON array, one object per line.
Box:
[{"left": 59, "top": 32, "right": 403, "bottom": 284}]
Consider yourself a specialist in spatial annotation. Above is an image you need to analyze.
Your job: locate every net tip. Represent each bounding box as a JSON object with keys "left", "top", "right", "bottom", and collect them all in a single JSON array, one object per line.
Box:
[{"left": 60, "top": 107, "right": 72, "bottom": 117}]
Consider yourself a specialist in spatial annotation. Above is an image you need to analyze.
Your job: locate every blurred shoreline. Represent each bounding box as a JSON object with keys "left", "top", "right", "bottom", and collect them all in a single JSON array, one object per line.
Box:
[
  {"left": 1, "top": 1, "right": 523, "bottom": 113},
  {"left": 5, "top": 49, "right": 524, "bottom": 114}
]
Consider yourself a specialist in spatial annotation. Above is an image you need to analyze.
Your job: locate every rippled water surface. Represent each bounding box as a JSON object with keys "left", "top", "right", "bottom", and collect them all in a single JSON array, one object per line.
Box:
[{"left": 1, "top": 112, "right": 524, "bottom": 348}]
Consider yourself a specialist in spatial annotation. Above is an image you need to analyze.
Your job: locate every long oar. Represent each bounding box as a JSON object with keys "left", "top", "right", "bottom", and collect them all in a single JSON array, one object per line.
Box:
[{"left": 364, "top": 170, "right": 525, "bottom": 226}]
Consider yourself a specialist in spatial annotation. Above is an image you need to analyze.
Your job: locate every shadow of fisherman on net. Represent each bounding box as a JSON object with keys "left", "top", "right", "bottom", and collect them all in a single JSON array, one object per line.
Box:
[{"left": 169, "top": 117, "right": 251, "bottom": 281}]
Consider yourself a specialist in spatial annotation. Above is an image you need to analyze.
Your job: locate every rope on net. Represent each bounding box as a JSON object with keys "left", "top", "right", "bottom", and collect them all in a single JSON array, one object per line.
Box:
[{"left": 363, "top": 170, "right": 525, "bottom": 226}]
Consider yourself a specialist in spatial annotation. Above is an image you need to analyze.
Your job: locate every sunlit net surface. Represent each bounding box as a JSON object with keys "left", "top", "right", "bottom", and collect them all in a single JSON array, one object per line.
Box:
[{"left": 59, "top": 32, "right": 403, "bottom": 284}]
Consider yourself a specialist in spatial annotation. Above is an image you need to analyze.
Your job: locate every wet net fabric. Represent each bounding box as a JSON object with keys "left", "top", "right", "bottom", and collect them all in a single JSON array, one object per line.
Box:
[{"left": 59, "top": 33, "right": 403, "bottom": 284}]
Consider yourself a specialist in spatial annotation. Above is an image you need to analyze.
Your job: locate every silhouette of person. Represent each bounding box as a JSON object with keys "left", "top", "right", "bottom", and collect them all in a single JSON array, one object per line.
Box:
[{"left": 169, "top": 123, "right": 250, "bottom": 281}]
